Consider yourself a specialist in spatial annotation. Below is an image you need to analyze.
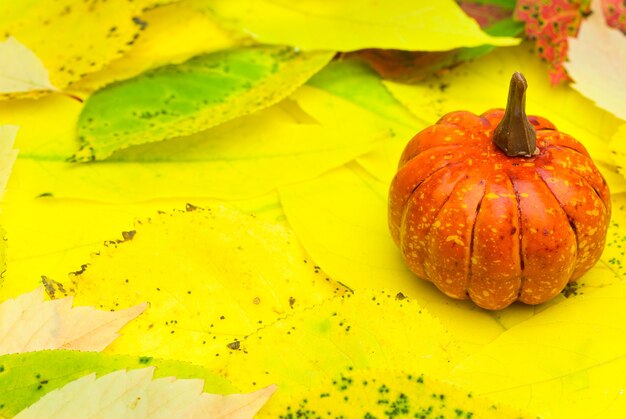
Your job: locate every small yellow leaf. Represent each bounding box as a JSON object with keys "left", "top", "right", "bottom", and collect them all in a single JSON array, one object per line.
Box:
[
  {"left": 14, "top": 367, "right": 276, "bottom": 419},
  {"left": 0, "top": 287, "right": 146, "bottom": 355},
  {"left": 0, "top": 37, "right": 58, "bottom": 98},
  {"left": 565, "top": 0, "right": 626, "bottom": 121}
]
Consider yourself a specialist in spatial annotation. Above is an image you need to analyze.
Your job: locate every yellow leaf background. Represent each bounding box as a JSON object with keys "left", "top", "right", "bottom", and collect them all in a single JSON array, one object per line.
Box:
[{"left": 1, "top": 1, "right": 625, "bottom": 417}]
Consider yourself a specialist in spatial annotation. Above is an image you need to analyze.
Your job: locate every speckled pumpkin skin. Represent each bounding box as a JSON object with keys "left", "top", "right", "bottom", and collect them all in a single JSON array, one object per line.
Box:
[{"left": 389, "top": 109, "right": 611, "bottom": 310}]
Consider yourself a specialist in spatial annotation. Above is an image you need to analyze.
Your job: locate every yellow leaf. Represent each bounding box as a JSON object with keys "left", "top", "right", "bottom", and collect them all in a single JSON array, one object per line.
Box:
[
  {"left": 565, "top": 0, "right": 626, "bottom": 121},
  {"left": 261, "top": 368, "right": 528, "bottom": 418},
  {"left": 0, "top": 196, "right": 284, "bottom": 299},
  {"left": 448, "top": 281, "right": 626, "bottom": 417},
  {"left": 610, "top": 124, "right": 626, "bottom": 179},
  {"left": 0, "top": 0, "right": 162, "bottom": 90},
  {"left": 0, "top": 37, "right": 59, "bottom": 98},
  {"left": 61, "top": 206, "right": 345, "bottom": 366},
  {"left": 1, "top": 96, "right": 377, "bottom": 202},
  {"left": 219, "top": 290, "right": 460, "bottom": 393},
  {"left": 205, "top": 0, "right": 519, "bottom": 51},
  {"left": 14, "top": 367, "right": 276, "bottom": 419},
  {"left": 0, "top": 124, "right": 18, "bottom": 286},
  {"left": 0, "top": 287, "right": 146, "bottom": 355},
  {"left": 293, "top": 60, "right": 427, "bottom": 183},
  {"left": 0, "top": 125, "right": 18, "bottom": 200},
  {"left": 0, "top": 91, "right": 380, "bottom": 294},
  {"left": 384, "top": 44, "right": 626, "bottom": 181},
  {"left": 279, "top": 163, "right": 507, "bottom": 354},
  {"left": 72, "top": 0, "right": 244, "bottom": 93}
]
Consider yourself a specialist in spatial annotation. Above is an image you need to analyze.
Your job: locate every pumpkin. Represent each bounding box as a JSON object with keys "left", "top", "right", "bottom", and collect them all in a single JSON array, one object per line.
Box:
[{"left": 388, "top": 72, "right": 611, "bottom": 310}]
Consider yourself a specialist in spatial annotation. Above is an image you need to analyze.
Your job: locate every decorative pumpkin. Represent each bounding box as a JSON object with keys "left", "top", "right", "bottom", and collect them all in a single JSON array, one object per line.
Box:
[{"left": 388, "top": 72, "right": 610, "bottom": 310}]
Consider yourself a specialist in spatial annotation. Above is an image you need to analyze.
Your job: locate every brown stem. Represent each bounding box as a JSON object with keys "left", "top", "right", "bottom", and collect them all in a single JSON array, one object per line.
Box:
[{"left": 493, "top": 72, "right": 538, "bottom": 157}]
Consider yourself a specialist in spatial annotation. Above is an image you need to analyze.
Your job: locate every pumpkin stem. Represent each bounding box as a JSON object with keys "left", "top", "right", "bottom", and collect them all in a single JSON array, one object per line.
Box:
[{"left": 493, "top": 72, "right": 538, "bottom": 157}]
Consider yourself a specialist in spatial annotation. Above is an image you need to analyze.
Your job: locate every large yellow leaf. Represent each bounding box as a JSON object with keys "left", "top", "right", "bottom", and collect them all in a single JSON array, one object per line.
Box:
[
  {"left": 204, "top": 0, "right": 519, "bottom": 51},
  {"left": 0, "top": 0, "right": 163, "bottom": 90},
  {"left": 217, "top": 289, "right": 460, "bottom": 393},
  {"left": 61, "top": 206, "right": 346, "bottom": 366},
  {"left": 72, "top": 0, "right": 244, "bottom": 93},
  {"left": 0, "top": 196, "right": 284, "bottom": 299},
  {"left": 0, "top": 288, "right": 146, "bottom": 355},
  {"left": 448, "top": 281, "right": 626, "bottom": 417},
  {"left": 0, "top": 37, "right": 59, "bottom": 99},
  {"left": 565, "top": 0, "right": 626, "bottom": 121},
  {"left": 14, "top": 367, "right": 276, "bottom": 419},
  {"left": 384, "top": 44, "right": 626, "bottom": 191}
]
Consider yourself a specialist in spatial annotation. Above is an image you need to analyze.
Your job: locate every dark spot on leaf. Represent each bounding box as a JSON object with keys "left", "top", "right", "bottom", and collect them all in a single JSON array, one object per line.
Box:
[{"left": 122, "top": 230, "right": 136, "bottom": 241}]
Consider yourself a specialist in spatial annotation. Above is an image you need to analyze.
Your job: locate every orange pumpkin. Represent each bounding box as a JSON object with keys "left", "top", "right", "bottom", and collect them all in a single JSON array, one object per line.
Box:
[{"left": 388, "top": 72, "right": 610, "bottom": 310}]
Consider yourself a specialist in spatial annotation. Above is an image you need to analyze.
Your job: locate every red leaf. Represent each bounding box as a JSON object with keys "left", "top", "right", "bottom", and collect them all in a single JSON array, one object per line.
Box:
[
  {"left": 459, "top": 1, "right": 512, "bottom": 28},
  {"left": 601, "top": 0, "right": 626, "bottom": 32},
  {"left": 515, "top": 0, "right": 591, "bottom": 85}
]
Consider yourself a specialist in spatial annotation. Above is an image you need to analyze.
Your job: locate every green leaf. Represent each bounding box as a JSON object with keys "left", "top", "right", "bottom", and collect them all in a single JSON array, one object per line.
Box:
[
  {"left": 306, "top": 59, "right": 422, "bottom": 130},
  {"left": 75, "top": 46, "right": 334, "bottom": 160},
  {"left": 204, "top": 0, "right": 520, "bottom": 51},
  {"left": 0, "top": 350, "right": 236, "bottom": 417},
  {"left": 14, "top": 368, "right": 275, "bottom": 419}
]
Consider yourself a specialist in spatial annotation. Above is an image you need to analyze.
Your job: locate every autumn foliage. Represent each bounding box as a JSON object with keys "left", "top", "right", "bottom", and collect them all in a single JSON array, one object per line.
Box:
[{"left": 0, "top": 0, "right": 625, "bottom": 417}]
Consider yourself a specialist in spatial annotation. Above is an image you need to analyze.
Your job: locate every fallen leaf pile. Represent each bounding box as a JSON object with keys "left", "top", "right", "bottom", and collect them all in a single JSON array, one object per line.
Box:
[{"left": 0, "top": 0, "right": 625, "bottom": 417}]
